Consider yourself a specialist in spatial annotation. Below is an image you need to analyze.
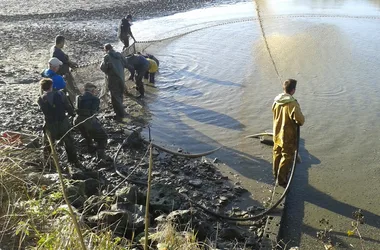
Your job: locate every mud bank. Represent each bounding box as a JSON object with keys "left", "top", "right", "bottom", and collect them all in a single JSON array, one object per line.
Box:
[
  {"left": 0, "top": 81, "right": 267, "bottom": 249},
  {"left": 0, "top": 0, "right": 266, "bottom": 248},
  {"left": 0, "top": 0, "right": 248, "bottom": 85}
]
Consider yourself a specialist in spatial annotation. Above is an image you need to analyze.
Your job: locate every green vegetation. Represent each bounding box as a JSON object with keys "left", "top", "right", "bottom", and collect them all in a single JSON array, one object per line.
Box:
[{"left": 0, "top": 146, "right": 207, "bottom": 250}]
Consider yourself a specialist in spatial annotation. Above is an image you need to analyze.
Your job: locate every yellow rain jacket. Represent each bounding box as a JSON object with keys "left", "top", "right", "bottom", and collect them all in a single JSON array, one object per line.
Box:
[
  {"left": 147, "top": 58, "right": 158, "bottom": 73},
  {"left": 272, "top": 93, "right": 305, "bottom": 150}
]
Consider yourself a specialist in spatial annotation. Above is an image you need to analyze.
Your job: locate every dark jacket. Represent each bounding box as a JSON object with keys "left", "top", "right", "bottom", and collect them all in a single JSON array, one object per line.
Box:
[
  {"left": 76, "top": 92, "right": 100, "bottom": 117},
  {"left": 38, "top": 91, "right": 74, "bottom": 124},
  {"left": 100, "top": 49, "right": 128, "bottom": 82},
  {"left": 51, "top": 46, "right": 75, "bottom": 75},
  {"left": 126, "top": 54, "right": 149, "bottom": 73},
  {"left": 118, "top": 18, "right": 132, "bottom": 40}
]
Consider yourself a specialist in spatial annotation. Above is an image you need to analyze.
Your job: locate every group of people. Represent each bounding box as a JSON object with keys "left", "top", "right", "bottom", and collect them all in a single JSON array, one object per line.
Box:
[
  {"left": 36, "top": 15, "right": 302, "bottom": 187},
  {"left": 37, "top": 15, "right": 160, "bottom": 173},
  {"left": 38, "top": 34, "right": 110, "bottom": 172}
]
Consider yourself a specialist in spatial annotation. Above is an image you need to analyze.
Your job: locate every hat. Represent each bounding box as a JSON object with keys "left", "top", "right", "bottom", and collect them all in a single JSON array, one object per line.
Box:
[
  {"left": 84, "top": 83, "right": 97, "bottom": 91},
  {"left": 104, "top": 43, "right": 113, "bottom": 51},
  {"left": 49, "top": 57, "right": 63, "bottom": 67}
]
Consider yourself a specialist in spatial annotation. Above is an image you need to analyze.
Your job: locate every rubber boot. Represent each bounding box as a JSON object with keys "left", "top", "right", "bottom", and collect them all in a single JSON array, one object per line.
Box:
[
  {"left": 87, "top": 144, "right": 97, "bottom": 154},
  {"left": 149, "top": 73, "right": 155, "bottom": 84},
  {"left": 97, "top": 150, "right": 112, "bottom": 163}
]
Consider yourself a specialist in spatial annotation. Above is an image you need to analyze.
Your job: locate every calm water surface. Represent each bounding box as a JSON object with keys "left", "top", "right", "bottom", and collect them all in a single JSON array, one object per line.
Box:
[{"left": 130, "top": 1, "right": 380, "bottom": 248}]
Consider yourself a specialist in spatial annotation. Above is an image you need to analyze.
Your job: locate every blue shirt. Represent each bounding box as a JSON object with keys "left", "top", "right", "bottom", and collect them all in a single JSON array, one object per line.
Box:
[{"left": 41, "top": 69, "right": 66, "bottom": 90}]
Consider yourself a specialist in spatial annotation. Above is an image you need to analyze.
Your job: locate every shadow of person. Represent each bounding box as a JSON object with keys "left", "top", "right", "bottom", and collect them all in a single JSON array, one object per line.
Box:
[
  {"left": 279, "top": 138, "right": 380, "bottom": 248},
  {"left": 279, "top": 137, "right": 319, "bottom": 246}
]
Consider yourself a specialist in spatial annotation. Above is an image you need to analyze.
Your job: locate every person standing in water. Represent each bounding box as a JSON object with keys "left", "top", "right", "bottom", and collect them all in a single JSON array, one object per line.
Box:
[
  {"left": 118, "top": 14, "right": 136, "bottom": 51},
  {"left": 272, "top": 79, "right": 305, "bottom": 188}
]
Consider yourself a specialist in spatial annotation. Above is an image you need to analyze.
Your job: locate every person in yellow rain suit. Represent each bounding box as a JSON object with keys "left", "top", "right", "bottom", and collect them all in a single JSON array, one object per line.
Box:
[
  {"left": 144, "top": 57, "right": 158, "bottom": 84},
  {"left": 272, "top": 79, "right": 305, "bottom": 188}
]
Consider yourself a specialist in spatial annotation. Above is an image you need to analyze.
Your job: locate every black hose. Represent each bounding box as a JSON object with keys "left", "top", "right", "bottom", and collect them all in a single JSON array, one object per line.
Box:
[{"left": 113, "top": 126, "right": 300, "bottom": 221}]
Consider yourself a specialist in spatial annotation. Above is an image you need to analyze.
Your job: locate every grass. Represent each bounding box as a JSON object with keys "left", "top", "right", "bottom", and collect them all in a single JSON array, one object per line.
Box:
[
  {"left": 0, "top": 145, "right": 221, "bottom": 250},
  {"left": 0, "top": 145, "right": 133, "bottom": 250}
]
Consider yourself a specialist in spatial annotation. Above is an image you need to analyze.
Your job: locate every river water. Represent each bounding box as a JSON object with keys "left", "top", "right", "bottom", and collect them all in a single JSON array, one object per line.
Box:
[{"left": 130, "top": 0, "right": 380, "bottom": 248}]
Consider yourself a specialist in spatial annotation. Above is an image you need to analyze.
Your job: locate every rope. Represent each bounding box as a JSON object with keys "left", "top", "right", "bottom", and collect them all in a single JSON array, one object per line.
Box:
[
  {"left": 75, "top": 13, "right": 380, "bottom": 69},
  {"left": 111, "top": 126, "right": 300, "bottom": 221},
  {"left": 254, "top": 1, "right": 282, "bottom": 83}
]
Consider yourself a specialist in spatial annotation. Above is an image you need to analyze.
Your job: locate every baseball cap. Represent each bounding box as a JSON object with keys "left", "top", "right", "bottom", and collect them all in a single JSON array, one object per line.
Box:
[{"left": 49, "top": 57, "right": 63, "bottom": 67}]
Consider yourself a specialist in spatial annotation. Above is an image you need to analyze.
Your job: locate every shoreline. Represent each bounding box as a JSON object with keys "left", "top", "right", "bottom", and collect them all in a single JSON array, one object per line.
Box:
[
  {"left": 0, "top": 0, "right": 248, "bottom": 85},
  {"left": 0, "top": 0, "right": 266, "bottom": 249}
]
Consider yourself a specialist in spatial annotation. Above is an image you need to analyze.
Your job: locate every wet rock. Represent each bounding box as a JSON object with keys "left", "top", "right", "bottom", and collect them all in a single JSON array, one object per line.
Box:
[
  {"left": 26, "top": 172, "right": 58, "bottom": 186},
  {"left": 111, "top": 202, "right": 146, "bottom": 218},
  {"left": 66, "top": 180, "right": 87, "bottom": 208},
  {"left": 193, "top": 220, "right": 214, "bottom": 240},
  {"left": 71, "top": 170, "right": 101, "bottom": 180},
  {"left": 257, "top": 228, "right": 264, "bottom": 238},
  {"left": 151, "top": 171, "right": 161, "bottom": 177},
  {"left": 123, "top": 129, "right": 143, "bottom": 148},
  {"left": 87, "top": 209, "right": 145, "bottom": 236},
  {"left": 218, "top": 196, "right": 228, "bottom": 204},
  {"left": 150, "top": 183, "right": 183, "bottom": 214},
  {"left": 189, "top": 179, "right": 202, "bottom": 188},
  {"left": 154, "top": 214, "right": 167, "bottom": 223},
  {"left": 233, "top": 186, "right": 248, "bottom": 194},
  {"left": 115, "top": 184, "right": 145, "bottom": 205},
  {"left": 83, "top": 195, "right": 112, "bottom": 216},
  {"left": 152, "top": 148, "right": 160, "bottom": 156},
  {"left": 166, "top": 209, "right": 193, "bottom": 224},
  {"left": 219, "top": 227, "right": 244, "bottom": 241},
  {"left": 245, "top": 236, "right": 258, "bottom": 247},
  {"left": 84, "top": 178, "right": 102, "bottom": 196},
  {"left": 177, "top": 187, "right": 188, "bottom": 193},
  {"left": 192, "top": 191, "right": 201, "bottom": 199}
]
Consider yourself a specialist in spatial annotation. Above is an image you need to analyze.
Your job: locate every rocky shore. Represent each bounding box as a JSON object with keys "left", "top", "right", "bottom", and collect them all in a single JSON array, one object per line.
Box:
[
  {"left": 0, "top": 0, "right": 246, "bottom": 85},
  {"left": 0, "top": 0, "right": 265, "bottom": 249},
  {"left": 0, "top": 79, "right": 266, "bottom": 249}
]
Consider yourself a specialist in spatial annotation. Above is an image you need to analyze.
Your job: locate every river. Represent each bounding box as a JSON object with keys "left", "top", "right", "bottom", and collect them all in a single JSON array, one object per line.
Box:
[{"left": 127, "top": 0, "right": 380, "bottom": 248}]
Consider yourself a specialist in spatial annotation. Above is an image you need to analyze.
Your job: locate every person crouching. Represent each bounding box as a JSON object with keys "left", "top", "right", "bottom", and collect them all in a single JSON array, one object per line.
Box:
[
  {"left": 75, "top": 83, "right": 111, "bottom": 162},
  {"left": 144, "top": 58, "right": 158, "bottom": 84}
]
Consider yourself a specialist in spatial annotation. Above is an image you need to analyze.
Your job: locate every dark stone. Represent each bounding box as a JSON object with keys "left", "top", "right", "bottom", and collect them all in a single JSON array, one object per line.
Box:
[
  {"left": 193, "top": 220, "right": 214, "bottom": 240},
  {"left": 166, "top": 209, "right": 193, "bottom": 224},
  {"left": 111, "top": 202, "right": 146, "bottom": 218},
  {"left": 71, "top": 170, "right": 101, "bottom": 180},
  {"left": 219, "top": 227, "right": 245, "bottom": 241},
  {"left": 115, "top": 184, "right": 146, "bottom": 205},
  {"left": 83, "top": 195, "right": 113, "bottom": 216},
  {"left": 150, "top": 183, "right": 183, "bottom": 214},
  {"left": 84, "top": 178, "right": 102, "bottom": 196},
  {"left": 87, "top": 209, "right": 145, "bottom": 237},
  {"left": 66, "top": 180, "right": 87, "bottom": 208},
  {"left": 189, "top": 179, "right": 202, "bottom": 188}
]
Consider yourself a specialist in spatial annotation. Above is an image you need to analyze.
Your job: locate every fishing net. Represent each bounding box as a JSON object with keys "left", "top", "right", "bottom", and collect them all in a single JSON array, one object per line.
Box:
[{"left": 69, "top": 17, "right": 256, "bottom": 108}]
